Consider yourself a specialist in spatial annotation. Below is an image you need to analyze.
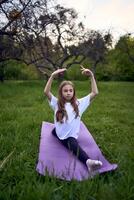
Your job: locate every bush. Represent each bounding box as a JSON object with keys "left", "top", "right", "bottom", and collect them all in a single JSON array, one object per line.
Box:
[{"left": 4, "top": 60, "right": 40, "bottom": 80}]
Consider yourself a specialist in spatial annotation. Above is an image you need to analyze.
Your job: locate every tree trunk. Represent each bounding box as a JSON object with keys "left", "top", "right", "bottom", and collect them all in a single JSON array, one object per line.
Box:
[
  {"left": 92, "top": 62, "right": 97, "bottom": 75},
  {"left": 92, "top": 60, "right": 100, "bottom": 75},
  {"left": 0, "top": 65, "right": 5, "bottom": 83}
]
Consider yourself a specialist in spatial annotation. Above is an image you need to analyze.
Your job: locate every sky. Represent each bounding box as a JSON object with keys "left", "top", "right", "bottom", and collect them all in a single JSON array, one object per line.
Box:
[{"left": 57, "top": 0, "right": 134, "bottom": 41}]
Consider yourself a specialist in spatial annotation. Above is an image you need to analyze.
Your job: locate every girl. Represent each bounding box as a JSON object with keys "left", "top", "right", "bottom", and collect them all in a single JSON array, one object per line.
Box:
[{"left": 44, "top": 65, "right": 102, "bottom": 174}]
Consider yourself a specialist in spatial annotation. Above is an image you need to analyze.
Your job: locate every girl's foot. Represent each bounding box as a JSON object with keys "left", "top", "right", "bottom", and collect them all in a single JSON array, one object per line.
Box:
[{"left": 86, "top": 159, "right": 102, "bottom": 175}]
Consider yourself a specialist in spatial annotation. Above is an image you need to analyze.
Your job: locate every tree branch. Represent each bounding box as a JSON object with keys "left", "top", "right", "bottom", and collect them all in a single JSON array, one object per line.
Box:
[
  {"left": 0, "top": 0, "right": 8, "bottom": 6},
  {"left": 1, "top": 0, "right": 32, "bottom": 32}
]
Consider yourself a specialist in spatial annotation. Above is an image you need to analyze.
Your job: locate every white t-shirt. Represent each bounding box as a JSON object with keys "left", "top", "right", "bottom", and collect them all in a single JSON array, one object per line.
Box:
[{"left": 48, "top": 94, "right": 91, "bottom": 140}]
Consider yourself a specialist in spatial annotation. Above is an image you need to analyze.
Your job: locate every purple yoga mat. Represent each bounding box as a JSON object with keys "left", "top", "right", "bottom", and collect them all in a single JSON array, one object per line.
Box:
[{"left": 36, "top": 121, "right": 118, "bottom": 181}]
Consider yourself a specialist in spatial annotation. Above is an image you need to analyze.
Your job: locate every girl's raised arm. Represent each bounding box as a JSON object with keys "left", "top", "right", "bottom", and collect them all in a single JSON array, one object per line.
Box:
[
  {"left": 44, "top": 68, "right": 67, "bottom": 101},
  {"left": 80, "top": 65, "right": 99, "bottom": 102}
]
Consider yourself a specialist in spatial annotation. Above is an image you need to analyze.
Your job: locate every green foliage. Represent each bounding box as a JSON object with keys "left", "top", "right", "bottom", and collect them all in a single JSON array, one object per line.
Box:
[
  {"left": 66, "top": 65, "right": 88, "bottom": 80},
  {"left": 0, "top": 80, "right": 134, "bottom": 200},
  {"left": 1, "top": 34, "right": 134, "bottom": 82},
  {"left": 108, "top": 35, "right": 134, "bottom": 81},
  {"left": 65, "top": 58, "right": 94, "bottom": 80},
  {"left": 3, "top": 60, "right": 40, "bottom": 80},
  {"left": 95, "top": 62, "right": 112, "bottom": 81},
  {"left": 94, "top": 34, "right": 134, "bottom": 81}
]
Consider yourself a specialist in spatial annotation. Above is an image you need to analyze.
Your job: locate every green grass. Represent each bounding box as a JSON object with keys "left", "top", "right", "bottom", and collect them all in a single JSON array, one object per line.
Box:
[{"left": 0, "top": 80, "right": 134, "bottom": 200}]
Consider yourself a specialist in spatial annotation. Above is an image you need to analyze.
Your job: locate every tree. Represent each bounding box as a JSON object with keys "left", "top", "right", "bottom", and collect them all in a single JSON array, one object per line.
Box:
[
  {"left": 0, "top": 0, "right": 32, "bottom": 81},
  {"left": 107, "top": 34, "right": 134, "bottom": 81},
  {"left": 115, "top": 34, "right": 134, "bottom": 64},
  {"left": 0, "top": 0, "right": 86, "bottom": 80},
  {"left": 16, "top": 2, "right": 86, "bottom": 74},
  {"left": 75, "top": 30, "right": 113, "bottom": 74},
  {"left": 0, "top": 0, "right": 113, "bottom": 81}
]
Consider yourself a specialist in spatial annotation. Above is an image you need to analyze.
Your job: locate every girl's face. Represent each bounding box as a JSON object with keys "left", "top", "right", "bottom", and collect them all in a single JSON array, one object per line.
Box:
[{"left": 62, "top": 84, "right": 74, "bottom": 101}]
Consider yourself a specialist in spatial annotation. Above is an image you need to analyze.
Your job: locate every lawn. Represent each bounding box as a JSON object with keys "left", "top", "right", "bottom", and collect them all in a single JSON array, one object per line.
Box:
[{"left": 0, "top": 80, "right": 134, "bottom": 200}]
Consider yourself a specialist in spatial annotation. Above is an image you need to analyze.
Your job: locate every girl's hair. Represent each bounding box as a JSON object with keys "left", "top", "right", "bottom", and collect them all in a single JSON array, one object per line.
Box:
[{"left": 56, "top": 81, "right": 79, "bottom": 123}]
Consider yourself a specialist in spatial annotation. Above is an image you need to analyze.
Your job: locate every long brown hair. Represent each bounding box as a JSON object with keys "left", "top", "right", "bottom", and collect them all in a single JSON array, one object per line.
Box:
[{"left": 56, "top": 81, "right": 79, "bottom": 123}]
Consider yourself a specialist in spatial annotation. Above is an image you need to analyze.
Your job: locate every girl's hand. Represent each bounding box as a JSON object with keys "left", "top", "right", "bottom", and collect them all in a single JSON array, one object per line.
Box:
[
  {"left": 80, "top": 65, "right": 94, "bottom": 77},
  {"left": 51, "top": 68, "right": 67, "bottom": 78}
]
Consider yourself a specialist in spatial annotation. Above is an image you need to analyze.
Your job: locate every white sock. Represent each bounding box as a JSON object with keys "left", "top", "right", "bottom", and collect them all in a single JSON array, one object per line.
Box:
[{"left": 86, "top": 159, "right": 102, "bottom": 173}]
